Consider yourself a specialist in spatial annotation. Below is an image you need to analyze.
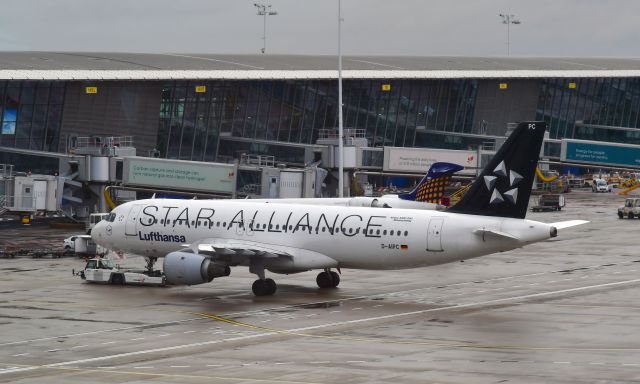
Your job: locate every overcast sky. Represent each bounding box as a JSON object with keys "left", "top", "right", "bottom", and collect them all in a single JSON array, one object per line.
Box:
[{"left": 2, "top": 0, "right": 639, "bottom": 57}]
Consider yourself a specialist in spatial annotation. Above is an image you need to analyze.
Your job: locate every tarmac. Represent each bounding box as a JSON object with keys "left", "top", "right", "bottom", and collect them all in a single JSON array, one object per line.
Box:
[{"left": 1, "top": 190, "right": 640, "bottom": 383}]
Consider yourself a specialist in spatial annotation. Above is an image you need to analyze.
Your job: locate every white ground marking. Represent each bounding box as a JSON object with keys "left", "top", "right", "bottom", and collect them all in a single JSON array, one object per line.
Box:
[{"left": 4, "top": 277, "right": 640, "bottom": 376}]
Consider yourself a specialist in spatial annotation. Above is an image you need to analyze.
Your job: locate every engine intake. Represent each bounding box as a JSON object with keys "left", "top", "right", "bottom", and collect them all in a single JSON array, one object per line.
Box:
[{"left": 163, "top": 252, "right": 230, "bottom": 285}]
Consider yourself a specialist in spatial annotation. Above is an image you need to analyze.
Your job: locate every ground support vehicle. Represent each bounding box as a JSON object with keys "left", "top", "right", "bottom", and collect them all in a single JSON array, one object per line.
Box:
[
  {"left": 64, "top": 235, "right": 105, "bottom": 257},
  {"left": 77, "top": 257, "right": 166, "bottom": 286},
  {"left": 618, "top": 198, "right": 640, "bottom": 219},
  {"left": 531, "top": 194, "right": 566, "bottom": 212},
  {"left": 592, "top": 179, "right": 612, "bottom": 193}
]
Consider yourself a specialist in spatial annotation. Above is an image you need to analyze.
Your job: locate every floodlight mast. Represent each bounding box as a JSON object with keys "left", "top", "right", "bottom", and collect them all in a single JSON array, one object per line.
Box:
[
  {"left": 254, "top": 3, "right": 278, "bottom": 54},
  {"left": 499, "top": 13, "right": 521, "bottom": 56},
  {"left": 338, "top": 0, "right": 344, "bottom": 197}
]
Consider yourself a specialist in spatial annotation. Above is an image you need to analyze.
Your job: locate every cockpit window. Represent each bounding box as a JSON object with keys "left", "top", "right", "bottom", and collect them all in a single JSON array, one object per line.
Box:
[{"left": 106, "top": 213, "right": 116, "bottom": 222}]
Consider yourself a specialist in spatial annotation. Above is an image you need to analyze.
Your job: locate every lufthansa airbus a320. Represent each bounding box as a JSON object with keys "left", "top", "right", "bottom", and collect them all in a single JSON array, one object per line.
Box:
[{"left": 92, "top": 122, "right": 587, "bottom": 296}]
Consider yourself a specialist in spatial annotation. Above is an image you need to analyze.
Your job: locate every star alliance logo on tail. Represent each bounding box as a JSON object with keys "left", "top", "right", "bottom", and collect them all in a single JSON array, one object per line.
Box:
[{"left": 483, "top": 160, "right": 522, "bottom": 205}]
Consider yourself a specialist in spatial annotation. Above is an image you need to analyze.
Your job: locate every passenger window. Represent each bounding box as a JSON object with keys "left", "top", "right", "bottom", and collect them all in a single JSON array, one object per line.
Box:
[
  {"left": 390, "top": 230, "right": 394, "bottom": 235},
  {"left": 322, "top": 227, "right": 326, "bottom": 232},
  {"left": 383, "top": 230, "right": 387, "bottom": 235},
  {"left": 404, "top": 231, "right": 408, "bottom": 236},
  {"left": 376, "top": 229, "right": 380, "bottom": 235}
]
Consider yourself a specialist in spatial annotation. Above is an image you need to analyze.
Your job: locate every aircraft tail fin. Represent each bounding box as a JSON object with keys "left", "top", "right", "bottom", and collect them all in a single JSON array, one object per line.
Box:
[
  {"left": 399, "top": 162, "right": 464, "bottom": 203},
  {"left": 447, "top": 121, "right": 547, "bottom": 219}
]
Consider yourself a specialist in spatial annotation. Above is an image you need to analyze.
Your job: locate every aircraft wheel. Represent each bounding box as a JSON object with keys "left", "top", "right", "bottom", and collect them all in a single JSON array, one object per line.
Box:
[
  {"left": 317, "top": 271, "right": 339, "bottom": 288},
  {"left": 329, "top": 271, "right": 340, "bottom": 287},
  {"left": 252, "top": 279, "right": 272, "bottom": 296},
  {"left": 265, "top": 278, "right": 277, "bottom": 295},
  {"left": 316, "top": 272, "right": 331, "bottom": 288}
]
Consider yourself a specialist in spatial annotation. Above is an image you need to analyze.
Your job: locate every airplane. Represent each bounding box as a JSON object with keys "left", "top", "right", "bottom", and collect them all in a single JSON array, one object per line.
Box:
[
  {"left": 252, "top": 161, "right": 465, "bottom": 209},
  {"left": 92, "top": 121, "right": 587, "bottom": 296}
]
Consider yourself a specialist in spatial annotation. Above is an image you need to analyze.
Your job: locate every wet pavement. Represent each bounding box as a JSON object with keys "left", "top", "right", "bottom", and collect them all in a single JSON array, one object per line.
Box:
[{"left": 1, "top": 190, "right": 639, "bottom": 383}]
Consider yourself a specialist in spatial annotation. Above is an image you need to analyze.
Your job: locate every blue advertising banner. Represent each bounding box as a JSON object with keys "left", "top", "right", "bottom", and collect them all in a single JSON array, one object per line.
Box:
[{"left": 563, "top": 140, "right": 640, "bottom": 167}]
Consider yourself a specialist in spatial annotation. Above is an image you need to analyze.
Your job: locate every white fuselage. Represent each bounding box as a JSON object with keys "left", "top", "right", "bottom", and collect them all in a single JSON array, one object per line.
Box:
[
  {"left": 250, "top": 196, "right": 439, "bottom": 210},
  {"left": 92, "top": 199, "right": 554, "bottom": 271}
]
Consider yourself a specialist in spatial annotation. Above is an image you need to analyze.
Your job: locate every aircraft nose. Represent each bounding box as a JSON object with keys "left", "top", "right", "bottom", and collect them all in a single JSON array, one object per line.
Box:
[{"left": 91, "top": 221, "right": 105, "bottom": 245}]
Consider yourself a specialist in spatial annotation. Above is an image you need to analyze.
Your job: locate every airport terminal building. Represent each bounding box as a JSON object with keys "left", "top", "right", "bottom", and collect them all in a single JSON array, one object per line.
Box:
[{"left": 2, "top": 52, "right": 640, "bottom": 172}]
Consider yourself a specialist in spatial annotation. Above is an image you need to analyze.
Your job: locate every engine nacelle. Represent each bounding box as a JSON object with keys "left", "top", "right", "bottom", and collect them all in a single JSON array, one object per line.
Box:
[{"left": 163, "top": 252, "right": 230, "bottom": 285}]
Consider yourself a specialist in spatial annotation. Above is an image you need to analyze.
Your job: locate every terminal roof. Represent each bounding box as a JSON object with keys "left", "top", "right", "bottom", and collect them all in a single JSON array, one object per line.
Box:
[{"left": 1, "top": 52, "right": 640, "bottom": 80}]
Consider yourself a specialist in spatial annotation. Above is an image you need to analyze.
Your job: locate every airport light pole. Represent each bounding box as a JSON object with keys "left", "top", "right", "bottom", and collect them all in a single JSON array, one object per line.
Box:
[
  {"left": 254, "top": 3, "right": 278, "bottom": 54},
  {"left": 499, "top": 13, "right": 521, "bottom": 56},
  {"left": 337, "top": 0, "right": 344, "bottom": 197}
]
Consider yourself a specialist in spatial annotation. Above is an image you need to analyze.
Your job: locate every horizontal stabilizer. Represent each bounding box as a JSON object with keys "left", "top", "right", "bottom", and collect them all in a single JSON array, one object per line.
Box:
[
  {"left": 472, "top": 228, "right": 520, "bottom": 241},
  {"left": 550, "top": 220, "right": 589, "bottom": 229}
]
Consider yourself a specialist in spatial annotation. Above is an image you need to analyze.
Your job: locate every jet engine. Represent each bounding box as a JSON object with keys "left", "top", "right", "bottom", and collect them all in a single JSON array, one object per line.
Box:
[{"left": 163, "top": 252, "right": 230, "bottom": 285}]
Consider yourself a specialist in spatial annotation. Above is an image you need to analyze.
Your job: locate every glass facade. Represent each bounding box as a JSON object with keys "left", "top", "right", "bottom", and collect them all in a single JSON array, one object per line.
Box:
[
  {"left": 157, "top": 79, "right": 478, "bottom": 162},
  {"left": 536, "top": 78, "right": 640, "bottom": 140},
  {"left": 3, "top": 76, "right": 640, "bottom": 168},
  {"left": 0, "top": 81, "right": 65, "bottom": 151}
]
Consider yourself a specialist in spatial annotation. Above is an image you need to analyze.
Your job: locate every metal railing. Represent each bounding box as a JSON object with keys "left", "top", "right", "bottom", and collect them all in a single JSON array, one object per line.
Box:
[
  {"left": 239, "top": 183, "right": 262, "bottom": 196},
  {"left": 0, "top": 164, "right": 14, "bottom": 179},
  {"left": 75, "top": 136, "right": 134, "bottom": 149},
  {"left": 240, "top": 154, "right": 275, "bottom": 167},
  {"left": 318, "top": 128, "right": 366, "bottom": 139}
]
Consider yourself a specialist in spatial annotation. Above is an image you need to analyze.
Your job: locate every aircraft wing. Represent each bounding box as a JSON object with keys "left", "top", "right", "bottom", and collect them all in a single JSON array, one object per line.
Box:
[
  {"left": 183, "top": 238, "right": 338, "bottom": 270},
  {"left": 194, "top": 239, "right": 292, "bottom": 259}
]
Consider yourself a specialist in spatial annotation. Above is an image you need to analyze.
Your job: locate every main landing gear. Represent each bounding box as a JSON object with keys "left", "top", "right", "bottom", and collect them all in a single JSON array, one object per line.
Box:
[
  {"left": 252, "top": 278, "right": 277, "bottom": 296},
  {"left": 316, "top": 269, "right": 340, "bottom": 289},
  {"left": 250, "top": 258, "right": 277, "bottom": 297}
]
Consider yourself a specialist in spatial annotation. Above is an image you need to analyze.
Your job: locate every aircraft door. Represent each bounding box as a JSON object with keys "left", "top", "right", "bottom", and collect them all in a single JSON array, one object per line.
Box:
[
  {"left": 426, "top": 217, "right": 444, "bottom": 252},
  {"left": 125, "top": 204, "right": 143, "bottom": 236},
  {"left": 268, "top": 177, "right": 279, "bottom": 198}
]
